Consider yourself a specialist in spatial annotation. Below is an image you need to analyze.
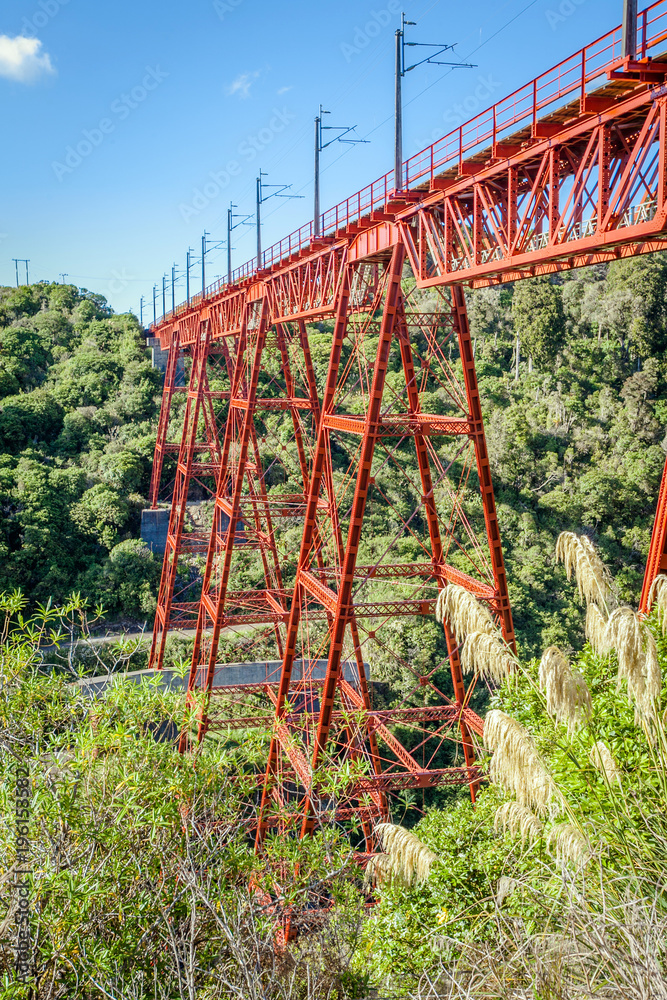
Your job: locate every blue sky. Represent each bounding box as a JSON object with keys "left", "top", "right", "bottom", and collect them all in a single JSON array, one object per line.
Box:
[{"left": 0, "top": 0, "right": 639, "bottom": 315}]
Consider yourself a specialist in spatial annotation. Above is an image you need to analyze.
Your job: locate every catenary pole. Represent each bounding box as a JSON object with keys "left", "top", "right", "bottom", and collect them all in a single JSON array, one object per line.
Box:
[
  {"left": 623, "top": 0, "right": 638, "bottom": 59},
  {"left": 394, "top": 26, "right": 403, "bottom": 190},
  {"left": 314, "top": 114, "right": 321, "bottom": 236}
]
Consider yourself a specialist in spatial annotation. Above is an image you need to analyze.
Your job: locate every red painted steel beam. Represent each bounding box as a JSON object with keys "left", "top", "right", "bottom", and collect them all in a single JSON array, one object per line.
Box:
[
  {"left": 641, "top": 453, "right": 667, "bottom": 612},
  {"left": 301, "top": 244, "right": 407, "bottom": 840},
  {"left": 149, "top": 327, "right": 181, "bottom": 507},
  {"left": 205, "top": 704, "right": 479, "bottom": 731}
]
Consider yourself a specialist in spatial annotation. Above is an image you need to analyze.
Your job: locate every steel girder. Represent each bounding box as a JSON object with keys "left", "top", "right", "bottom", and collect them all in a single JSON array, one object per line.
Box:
[
  {"left": 641, "top": 453, "right": 667, "bottom": 613},
  {"left": 401, "top": 89, "right": 667, "bottom": 288}
]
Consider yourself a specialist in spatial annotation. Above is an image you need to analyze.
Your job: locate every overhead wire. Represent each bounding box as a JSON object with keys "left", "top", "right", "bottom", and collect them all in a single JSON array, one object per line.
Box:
[
  {"left": 245, "top": 0, "right": 545, "bottom": 244},
  {"left": 204, "top": 0, "right": 448, "bottom": 242},
  {"left": 313, "top": 0, "right": 543, "bottom": 184},
  {"left": 149, "top": 0, "right": 546, "bottom": 308}
]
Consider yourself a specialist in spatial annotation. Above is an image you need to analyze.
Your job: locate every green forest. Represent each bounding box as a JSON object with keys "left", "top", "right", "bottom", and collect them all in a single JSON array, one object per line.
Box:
[
  {"left": 2, "top": 258, "right": 667, "bottom": 997},
  {"left": 2, "top": 258, "right": 667, "bottom": 654},
  {"left": 0, "top": 282, "right": 162, "bottom": 621}
]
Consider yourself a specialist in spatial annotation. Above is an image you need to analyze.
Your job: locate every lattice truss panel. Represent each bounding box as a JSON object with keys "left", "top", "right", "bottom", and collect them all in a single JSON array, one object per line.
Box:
[
  {"left": 150, "top": 243, "right": 513, "bottom": 843},
  {"left": 149, "top": 318, "right": 232, "bottom": 671},
  {"left": 179, "top": 266, "right": 383, "bottom": 729},
  {"left": 185, "top": 297, "right": 327, "bottom": 695},
  {"left": 403, "top": 95, "right": 667, "bottom": 287}
]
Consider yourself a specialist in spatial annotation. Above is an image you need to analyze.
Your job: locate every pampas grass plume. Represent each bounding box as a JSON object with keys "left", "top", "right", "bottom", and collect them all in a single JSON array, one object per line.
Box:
[
  {"left": 495, "top": 876, "right": 517, "bottom": 907},
  {"left": 484, "top": 710, "right": 562, "bottom": 817},
  {"left": 605, "top": 607, "right": 662, "bottom": 725},
  {"left": 546, "top": 823, "right": 591, "bottom": 866},
  {"left": 461, "top": 630, "right": 516, "bottom": 684},
  {"left": 494, "top": 801, "right": 543, "bottom": 844},
  {"left": 585, "top": 604, "right": 608, "bottom": 654},
  {"left": 538, "top": 646, "right": 592, "bottom": 735},
  {"left": 364, "top": 851, "right": 393, "bottom": 887},
  {"left": 436, "top": 584, "right": 496, "bottom": 638},
  {"left": 555, "top": 531, "right": 613, "bottom": 609},
  {"left": 368, "top": 823, "right": 438, "bottom": 886},
  {"left": 589, "top": 741, "right": 621, "bottom": 785}
]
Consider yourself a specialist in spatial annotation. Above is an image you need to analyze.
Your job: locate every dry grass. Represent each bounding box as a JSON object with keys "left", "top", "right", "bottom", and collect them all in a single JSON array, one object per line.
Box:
[
  {"left": 604, "top": 607, "right": 662, "bottom": 726},
  {"left": 494, "top": 801, "right": 543, "bottom": 844},
  {"left": 648, "top": 573, "right": 667, "bottom": 633},
  {"left": 555, "top": 531, "right": 613, "bottom": 609},
  {"left": 585, "top": 603, "right": 608, "bottom": 654},
  {"left": 436, "top": 585, "right": 497, "bottom": 639},
  {"left": 368, "top": 823, "right": 438, "bottom": 887},
  {"left": 538, "top": 646, "right": 592, "bottom": 735},
  {"left": 483, "top": 710, "right": 562, "bottom": 817},
  {"left": 546, "top": 823, "right": 591, "bottom": 867},
  {"left": 414, "top": 886, "right": 667, "bottom": 999},
  {"left": 460, "top": 630, "right": 516, "bottom": 685},
  {"left": 589, "top": 740, "right": 621, "bottom": 785}
]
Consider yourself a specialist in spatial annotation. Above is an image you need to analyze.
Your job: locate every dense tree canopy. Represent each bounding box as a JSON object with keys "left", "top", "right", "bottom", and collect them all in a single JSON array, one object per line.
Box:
[
  {"left": 0, "top": 282, "right": 161, "bottom": 618},
  {"left": 1, "top": 255, "right": 667, "bottom": 653},
  {"left": 511, "top": 273, "right": 565, "bottom": 367}
]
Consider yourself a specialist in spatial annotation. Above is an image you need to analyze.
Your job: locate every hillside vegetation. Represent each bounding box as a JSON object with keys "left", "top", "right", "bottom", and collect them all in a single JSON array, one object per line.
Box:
[
  {"left": 2, "top": 259, "right": 666, "bottom": 655},
  {"left": 0, "top": 283, "right": 162, "bottom": 622},
  {"left": 471, "top": 256, "right": 667, "bottom": 653},
  {"left": 1, "top": 544, "right": 666, "bottom": 997},
  {"left": 1, "top": 258, "right": 667, "bottom": 996}
]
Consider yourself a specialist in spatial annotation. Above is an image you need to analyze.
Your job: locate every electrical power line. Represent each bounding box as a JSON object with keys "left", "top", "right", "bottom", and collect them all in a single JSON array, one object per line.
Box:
[{"left": 144, "top": 0, "right": 548, "bottom": 310}]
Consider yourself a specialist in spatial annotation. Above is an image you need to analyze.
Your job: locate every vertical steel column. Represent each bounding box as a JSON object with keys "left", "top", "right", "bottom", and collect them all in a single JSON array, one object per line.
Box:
[
  {"left": 149, "top": 322, "right": 212, "bottom": 671},
  {"left": 622, "top": 0, "right": 638, "bottom": 60},
  {"left": 507, "top": 166, "right": 518, "bottom": 253},
  {"left": 395, "top": 302, "right": 479, "bottom": 797},
  {"left": 548, "top": 149, "right": 560, "bottom": 242},
  {"left": 452, "top": 284, "right": 515, "bottom": 650},
  {"left": 149, "top": 328, "right": 181, "bottom": 508},
  {"left": 658, "top": 99, "right": 667, "bottom": 217},
  {"left": 256, "top": 266, "right": 353, "bottom": 848},
  {"left": 640, "top": 453, "right": 667, "bottom": 614},
  {"left": 300, "top": 243, "right": 406, "bottom": 838},
  {"left": 598, "top": 123, "right": 611, "bottom": 227}
]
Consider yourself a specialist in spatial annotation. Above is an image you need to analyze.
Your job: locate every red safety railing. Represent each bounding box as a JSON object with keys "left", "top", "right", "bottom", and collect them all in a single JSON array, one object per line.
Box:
[{"left": 153, "top": 0, "right": 667, "bottom": 328}]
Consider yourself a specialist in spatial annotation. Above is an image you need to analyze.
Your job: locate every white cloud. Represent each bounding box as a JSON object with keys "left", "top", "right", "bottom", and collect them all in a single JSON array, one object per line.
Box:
[
  {"left": 277, "top": 85, "right": 292, "bottom": 95},
  {"left": 0, "top": 35, "right": 54, "bottom": 83},
  {"left": 226, "top": 69, "right": 260, "bottom": 99}
]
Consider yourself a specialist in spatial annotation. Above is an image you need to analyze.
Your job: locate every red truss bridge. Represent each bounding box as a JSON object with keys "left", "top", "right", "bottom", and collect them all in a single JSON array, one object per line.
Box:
[{"left": 147, "top": 1, "right": 667, "bottom": 848}]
